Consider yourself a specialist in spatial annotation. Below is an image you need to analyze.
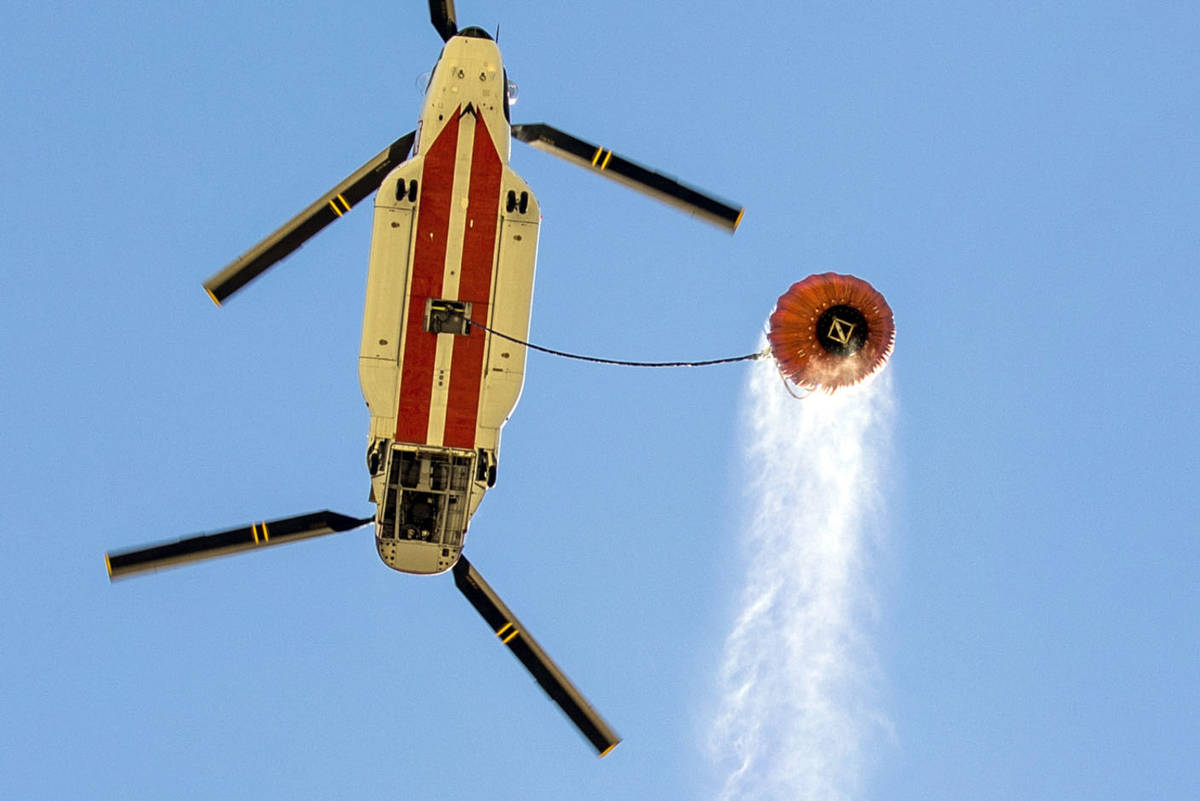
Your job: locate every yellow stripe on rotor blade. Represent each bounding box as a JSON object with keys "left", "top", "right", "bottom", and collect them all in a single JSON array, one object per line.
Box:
[
  {"left": 496, "top": 622, "right": 513, "bottom": 639},
  {"left": 733, "top": 208, "right": 745, "bottom": 230},
  {"left": 251, "top": 523, "right": 260, "bottom": 543},
  {"left": 104, "top": 553, "right": 112, "bottom": 578},
  {"left": 261, "top": 521, "right": 270, "bottom": 542},
  {"left": 502, "top": 627, "right": 520, "bottom": 644},
  {"left": 599, "top": 150, "right": 613, "bottom": 170},
  {"left": 204, "top": 286, "right": 222, "bottom": 307},
  {"left": 591, "top": 147, "right": 603, "bottom": 166},
  {"left": 599, "top": 742, "right": 619, "bottom": 758},
  {"left": 328, "top": 194, "right": 350, "bottom": 216}
]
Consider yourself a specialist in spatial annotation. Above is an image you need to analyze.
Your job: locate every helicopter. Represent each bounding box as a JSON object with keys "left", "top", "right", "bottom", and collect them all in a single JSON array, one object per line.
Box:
[{"left": 105, "top": 0, "right": 743, "bottom": 757}]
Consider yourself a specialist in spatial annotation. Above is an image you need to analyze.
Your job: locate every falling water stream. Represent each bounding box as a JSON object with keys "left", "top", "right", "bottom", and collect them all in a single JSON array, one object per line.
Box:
[{"left": 709, "top": 354, "right": 895, "bottom": 801}]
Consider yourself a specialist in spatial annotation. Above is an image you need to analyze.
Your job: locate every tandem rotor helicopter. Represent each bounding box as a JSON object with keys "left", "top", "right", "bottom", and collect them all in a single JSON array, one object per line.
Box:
[{"left": 105, "top": 0, "right": 746, "bottom": 756}]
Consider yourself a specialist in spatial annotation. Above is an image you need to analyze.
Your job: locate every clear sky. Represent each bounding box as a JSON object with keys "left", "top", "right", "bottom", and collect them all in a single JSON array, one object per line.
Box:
[{"left": 2, "top": 1, "right": 1197, "bottom": 799}]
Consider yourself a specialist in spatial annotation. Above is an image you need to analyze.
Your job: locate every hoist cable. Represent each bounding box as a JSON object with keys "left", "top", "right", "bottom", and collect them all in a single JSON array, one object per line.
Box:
[{"left": 469, "top": 320, "right": 769, "bottom": 368}]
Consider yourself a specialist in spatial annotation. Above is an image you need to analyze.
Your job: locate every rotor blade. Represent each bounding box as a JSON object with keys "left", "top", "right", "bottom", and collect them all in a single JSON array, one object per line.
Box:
[
  {"left": 105, "top": 510, "right": 373, "bottom": 580},
  {"left": 452, "top": 556, "right": 621, "bottom": 757},
  {"left": 202, "top": 131, "right": 415, "bottom": 305},
  {"left": 511, "top": 123, "right": 744, "bottom": 232},
  {"left": 429, "top": 0, "right": 458, "bottom": 41}
]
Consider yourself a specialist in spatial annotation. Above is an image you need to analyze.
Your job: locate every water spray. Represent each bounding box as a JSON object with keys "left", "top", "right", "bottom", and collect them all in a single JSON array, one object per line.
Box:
[{"left": 708, "top": 348, "right": 896, "bottom": 801}]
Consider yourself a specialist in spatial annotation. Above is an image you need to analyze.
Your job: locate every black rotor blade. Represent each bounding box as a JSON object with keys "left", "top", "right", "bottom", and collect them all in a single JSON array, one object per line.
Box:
[
  {"left": 429, "top": 0, "right": 458, "bottom": 41},
  {"left": 511, "top": 123, "right": 744, "bottom": 232},
  {"left": 105, "top": 510, "right": 373, "bottom": 580},
  {"left": 452, "top": 556, "right": 621, "bottom": 757},
  {"left": 202, "top": 131, "right": 415, "bottom": 305}
]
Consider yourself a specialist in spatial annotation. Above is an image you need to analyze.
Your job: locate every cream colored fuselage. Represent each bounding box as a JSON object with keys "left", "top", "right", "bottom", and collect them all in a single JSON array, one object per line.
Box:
[{"left": 358, "top": 34, "right": 539, "bottom": 574}]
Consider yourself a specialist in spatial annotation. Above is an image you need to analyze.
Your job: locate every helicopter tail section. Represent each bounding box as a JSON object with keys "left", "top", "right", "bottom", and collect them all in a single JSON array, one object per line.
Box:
[{"left": 372, "top": 444, "right": 482, "bottom": 575}]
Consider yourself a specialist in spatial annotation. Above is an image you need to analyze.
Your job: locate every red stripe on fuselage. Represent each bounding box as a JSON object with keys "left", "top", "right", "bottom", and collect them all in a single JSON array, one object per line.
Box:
[
  {"left": 395, "top": 112, "right": 460, "bottom": 444},
  {"left": 444, "top": 114, "right": 503, "bottom": 449}
]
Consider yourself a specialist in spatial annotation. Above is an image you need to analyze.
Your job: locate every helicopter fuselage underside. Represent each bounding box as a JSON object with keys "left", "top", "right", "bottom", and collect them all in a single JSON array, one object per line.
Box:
[{"left": 359, "top": 35, "right": 539, "bottom": 575}]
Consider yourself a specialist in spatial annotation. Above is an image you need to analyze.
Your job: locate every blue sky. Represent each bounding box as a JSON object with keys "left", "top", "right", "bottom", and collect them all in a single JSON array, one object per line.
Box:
[{"left": 2, "top": 1, "right": 1197, "bottom": 799}]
